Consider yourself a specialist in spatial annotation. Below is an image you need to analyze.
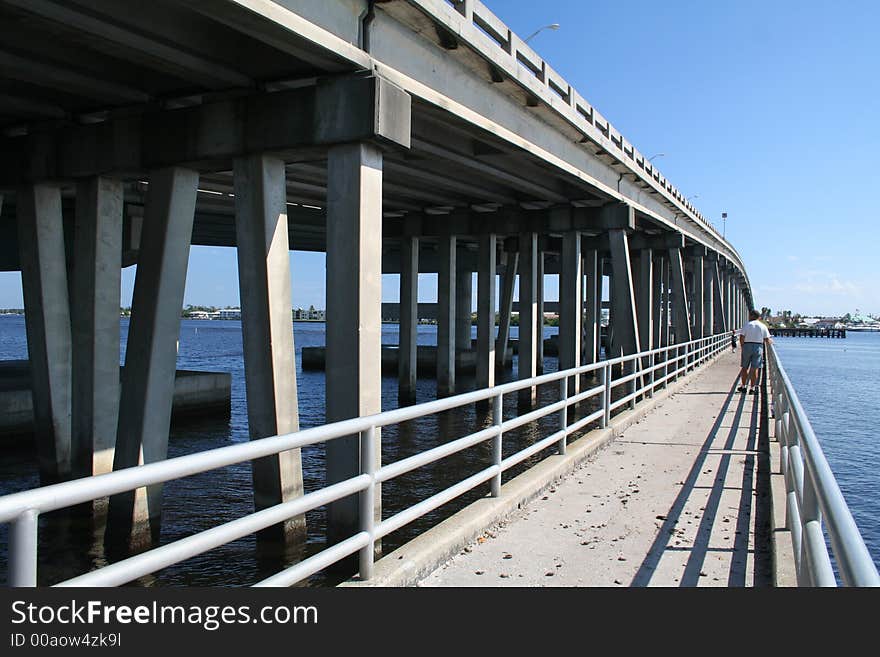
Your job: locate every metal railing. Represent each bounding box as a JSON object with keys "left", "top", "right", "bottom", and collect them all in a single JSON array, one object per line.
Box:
[
  {"left": 0, "top": 333, "right": 729, "bottom": 587},
  {"left": 766, "top": 344, "right": 880, "bottom": 586}
]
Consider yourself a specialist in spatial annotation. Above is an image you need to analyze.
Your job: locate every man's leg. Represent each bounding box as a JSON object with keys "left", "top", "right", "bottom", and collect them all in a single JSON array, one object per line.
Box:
[{"left": 739, "top": 367, "right": 749, "bottom": 390}]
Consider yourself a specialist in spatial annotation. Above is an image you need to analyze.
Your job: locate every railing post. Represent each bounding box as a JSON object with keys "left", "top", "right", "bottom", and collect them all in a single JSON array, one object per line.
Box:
[
  {"left": 647, "top": 352, "right": 655, "bottom": 398},
  {"left": 602, "top": 363, "right": 611, "bottom": 428},
  {"left": 491, "top": 393, "right": 503, "bottom": 496},
  {"left": 358, "top": 425, "right": 376, "bottom": 581},
  {"left": 9, "top": 509, "right": 39, "bottom": 587},
  {"left": 663, "top": 346, "right": 669, "bottom": 389},
  {"left": 558, "top": 376, "right": 568, "bottom": 455}
]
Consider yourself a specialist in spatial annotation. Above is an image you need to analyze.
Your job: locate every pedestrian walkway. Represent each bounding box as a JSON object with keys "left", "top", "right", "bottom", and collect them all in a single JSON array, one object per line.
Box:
[{"left": 418, "top": 351, "right": 773, "bottom": 587}]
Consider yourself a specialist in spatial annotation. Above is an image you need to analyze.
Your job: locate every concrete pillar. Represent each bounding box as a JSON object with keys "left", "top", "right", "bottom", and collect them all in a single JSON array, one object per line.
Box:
[
  {"left": 325, "top": 142, "right": 383, "bottom": 548},
  {"left": 608, "top": 230, "right": 641, "bottom": 356},
  {"left": 691, "top": 253, "right": 704, "bottom": 338},
  {"left": 455, "top": 258, "right": 473, "bottom": 353},
  {"left": 652, "top": 253, "right": 665, "bottom": 349},
  {"left": 71, "top": 177, "right": 122, "bottom": 479},
  {"left": 106, "top": 167, "right": 198, "bottom": 552},
  {"left": 437, "top": 235, "right": 456, "bottom": 396},
  {"left": 517, "top": 232, "right": 538, "bottom": 403},
  {"left": 559, "top": 232, "right": 581, "bottom": 391},
  {"left": 582, "top": 248, "right": 599, "bottom": 365},
  {"left": 703, "top": 259, "right": 714, "bottom": 336},
  {"left": 398, "top": 235, "right": 418, "bottom": 403},
  {"left": 476, "top": 233, "right": 496, "bottom": 390},
  {"left": 633, "top": 248, "right": 653, "bottom": 352},
  {"left": 712, "top": 261, "right": 726, "bottom": 333},
  {"left": 17, "top": 184, "right": 72, "bottom": 484},
  {"left": 496, "top": 250, "right": 518, "bottom": 368},
  {"left": 536, "top": 251, "right": 545, "bottom": 374},
  {"left": 668, "top": 247, "right": 692, "bottom": 343},
  {"left": 233, "top": 154, "right": 304, "bottom": 546}
]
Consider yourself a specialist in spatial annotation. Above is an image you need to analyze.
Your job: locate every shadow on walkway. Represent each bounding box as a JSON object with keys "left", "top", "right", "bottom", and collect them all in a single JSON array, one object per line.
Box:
[{"left": 630, "top": 377, "right": 772, "bottom": 587}]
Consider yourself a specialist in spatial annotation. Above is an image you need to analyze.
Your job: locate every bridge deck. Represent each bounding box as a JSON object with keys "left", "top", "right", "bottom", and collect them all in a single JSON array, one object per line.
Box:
[{"left": 419, "top": 351, "right": 774, "bottom": 587}]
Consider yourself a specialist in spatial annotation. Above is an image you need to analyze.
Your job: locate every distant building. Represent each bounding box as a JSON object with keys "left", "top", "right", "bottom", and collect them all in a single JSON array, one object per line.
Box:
[{"left": 217, "top": 308, "right": 241, "bottom": 320}]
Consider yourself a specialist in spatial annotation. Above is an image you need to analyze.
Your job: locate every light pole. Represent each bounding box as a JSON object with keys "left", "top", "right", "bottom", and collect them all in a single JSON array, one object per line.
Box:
[
  {"left": 687, "top": 194, "right": 699, "bottom": 202},
  {"left": 722, "top": 212, "right": 728, "bottom": 239},
  {"left": 647, "top": 153, "right": 665, "bottom": 162},
  {"left": 524, "top": 23, "right": 560, "bottom": 43}
]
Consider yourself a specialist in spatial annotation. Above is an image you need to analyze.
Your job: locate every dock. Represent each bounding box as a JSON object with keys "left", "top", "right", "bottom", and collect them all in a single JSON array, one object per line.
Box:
[
  {"left": 769, "top": 328, "right": 846, "bottom": 338},
  {"left": 415, "top": 351, "right": 776, "bottom": 586}
]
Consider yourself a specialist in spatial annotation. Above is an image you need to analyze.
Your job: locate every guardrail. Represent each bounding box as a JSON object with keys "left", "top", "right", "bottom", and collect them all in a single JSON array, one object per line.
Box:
[
  {"left": 0, "top": 333, "right": 729, "bottom": 587},
  {"left": 766, "top": 344, "right": 880, "bottom": 586},
  {"left": 421, "top": 0, "right": 747, "bottom": 273}
]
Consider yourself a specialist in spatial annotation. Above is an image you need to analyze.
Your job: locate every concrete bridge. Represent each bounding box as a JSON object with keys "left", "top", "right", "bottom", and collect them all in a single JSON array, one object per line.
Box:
[{"left": 0, "top": 1, "right": 755, "bottom": 564}]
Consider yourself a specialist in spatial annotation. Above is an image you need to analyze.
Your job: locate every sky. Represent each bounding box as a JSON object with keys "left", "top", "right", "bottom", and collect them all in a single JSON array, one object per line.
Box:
[{"left": 1, "top": 0, "right": 877, "bottom": 317}]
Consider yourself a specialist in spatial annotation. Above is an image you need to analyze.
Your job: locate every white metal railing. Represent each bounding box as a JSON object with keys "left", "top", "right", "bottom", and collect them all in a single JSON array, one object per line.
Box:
[
  {"left": 766, "top": 344, "right": 879, "bottom": 586},
  {"left": 767, "top": 345, "right": 880, "bottom": 586},
  {"left": 0, "top": 333, "right": 729, "bottom": 587}
]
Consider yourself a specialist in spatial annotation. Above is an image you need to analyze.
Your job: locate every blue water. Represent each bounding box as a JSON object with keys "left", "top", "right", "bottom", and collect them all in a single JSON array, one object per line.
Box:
[
  {"left": 772, "top": 332, "right": 880, "bottom": 570},
  {"left": 0, "top": 316, "right": 570, "bottom": 585}
]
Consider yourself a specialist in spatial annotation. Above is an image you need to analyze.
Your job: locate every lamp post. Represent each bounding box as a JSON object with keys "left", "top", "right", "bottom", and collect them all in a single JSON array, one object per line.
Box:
[
  {"left": 647, "top": 153, "right": 665, "bottom": 162},
  {"left": 524, "top": 23, "right": 560, "bottom": 43},
  {"left": 687, "top": 194, "right": 699, "bottom": 202},
  {"left": 722, "top": 212, "right": 728, "bottom": 239}
]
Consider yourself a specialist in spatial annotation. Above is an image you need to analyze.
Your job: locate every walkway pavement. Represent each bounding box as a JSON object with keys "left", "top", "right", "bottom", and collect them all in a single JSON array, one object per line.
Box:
[{"left": 418, "top": 350, "right": 773, "bottom": 587}]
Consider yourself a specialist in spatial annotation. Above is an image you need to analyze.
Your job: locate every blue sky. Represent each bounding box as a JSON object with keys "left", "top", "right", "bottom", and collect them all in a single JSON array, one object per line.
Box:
[{"left": 1, "top": 0, "right": 877, "bottom": 317}]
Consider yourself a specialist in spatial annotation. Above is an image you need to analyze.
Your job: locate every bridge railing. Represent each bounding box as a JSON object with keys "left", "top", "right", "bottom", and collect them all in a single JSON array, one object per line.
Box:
[
  {"left": 766, "top": 344, "right": 880, "bottom": 586},
  {"left": 0, "top": 333, "right": 729, "bottom": 587}
]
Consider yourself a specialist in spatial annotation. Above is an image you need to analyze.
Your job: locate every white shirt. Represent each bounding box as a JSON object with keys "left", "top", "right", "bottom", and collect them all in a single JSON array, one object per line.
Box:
[{"left": 740, "top": 319, "right": 770, "bottom": 344}]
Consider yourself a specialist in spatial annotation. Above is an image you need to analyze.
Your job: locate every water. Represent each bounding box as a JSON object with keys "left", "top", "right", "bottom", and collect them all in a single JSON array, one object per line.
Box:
[
  {"left": 1, "top": 316, "right": 583, "bottom": 586},
  {"left": 772, "top": 331, "right": 880, "bottom": 570}
]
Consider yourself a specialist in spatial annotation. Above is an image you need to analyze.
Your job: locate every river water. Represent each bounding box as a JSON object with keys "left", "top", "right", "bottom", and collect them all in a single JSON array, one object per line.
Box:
[
  {"left": 1, "top": 317, "right": 877, "bottom": 584},
  {"left": 0, "top": 316, "right": 580, "bottom": 586}
]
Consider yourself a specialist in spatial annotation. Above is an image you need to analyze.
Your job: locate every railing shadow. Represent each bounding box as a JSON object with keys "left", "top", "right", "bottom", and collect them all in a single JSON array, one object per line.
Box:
[{"left": 630, "top": 376, "right": 766, "bottom": 586}]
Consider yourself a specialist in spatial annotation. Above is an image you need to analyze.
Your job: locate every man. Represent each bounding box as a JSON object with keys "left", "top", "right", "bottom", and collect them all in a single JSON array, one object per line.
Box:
[{"left": 738, "top": 309, "right": 772, "bottom": 395}]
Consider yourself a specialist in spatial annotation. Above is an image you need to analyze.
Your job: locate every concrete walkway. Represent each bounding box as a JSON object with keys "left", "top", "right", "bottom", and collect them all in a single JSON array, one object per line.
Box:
[{"left": 418, "top": 351, "right": 773, "bottom": 587}]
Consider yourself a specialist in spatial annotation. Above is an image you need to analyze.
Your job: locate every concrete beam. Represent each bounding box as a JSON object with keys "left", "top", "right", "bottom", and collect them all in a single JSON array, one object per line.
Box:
[
  {"left": 582, "top": 249, "right": 599, "bottom": 365},
  {"left": 17, "top": 184, "right": 72, "bottom": 484},
  {"left": 455, "top": 257, "right": 473, "bottom": 353},
  {"left": 71, "top": 177, "right": 122, "bottom": 478},
  {"left": 325, "top": 142, "right": 383, "bottom": 551},
  {"left": 608, "top": 229, "right": 641, "bottom": 356},
  {"left": 233, "top": 154, "right": 305, "bottom": 547},
  {"left": 496, "top": 251, "right": 518, "bottom": 368},
  {"left": 0, "top": 75, "right": 411, "bottom": 184},
  {"left": 107, "top": 167, "right": 198, "bottom": 552}
]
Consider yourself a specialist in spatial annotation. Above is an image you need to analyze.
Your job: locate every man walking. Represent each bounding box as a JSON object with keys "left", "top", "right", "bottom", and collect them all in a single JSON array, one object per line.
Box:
[{"left": 738, "top": 309, "right": 772, "bottom": 395}]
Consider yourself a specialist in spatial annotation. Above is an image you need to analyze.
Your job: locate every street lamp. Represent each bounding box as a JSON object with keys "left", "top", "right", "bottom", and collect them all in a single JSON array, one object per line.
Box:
[
  {"left": 647, "top": 153, "right": 665, "bottom": 162},
  {"left": 687, "top": 194, "right": 699, "bottom": 202},
  {"left": 524, "top": 23, "right": 560, "bottom": 43},
  {"left": 722, "top": 212, "right": 728, "bottom": 239}
]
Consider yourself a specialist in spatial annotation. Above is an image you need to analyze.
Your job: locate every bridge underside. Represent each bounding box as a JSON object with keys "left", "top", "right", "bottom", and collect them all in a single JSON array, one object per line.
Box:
[{"left": 0, "top": 0, "right": 753, "bottom": 560}]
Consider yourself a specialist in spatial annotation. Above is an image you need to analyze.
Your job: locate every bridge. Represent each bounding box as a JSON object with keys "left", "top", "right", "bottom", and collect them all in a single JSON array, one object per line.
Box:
[{"left": 0, "top": 1, "right": 874, "bottom": 587}]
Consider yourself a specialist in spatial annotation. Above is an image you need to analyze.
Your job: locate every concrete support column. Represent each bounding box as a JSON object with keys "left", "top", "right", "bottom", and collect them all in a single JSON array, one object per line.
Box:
[
  {"left": 71, "top": 177, "right": 122, "bottom": 479},
  {"left": 496, "top": 251, "right": 518, "bottom": 368},
  {"left": 398, "top": 236, "right": 418, "bottom": 403},
  {"left": 455, "top": 259, "right": 473, "bottom": 353},
  {"left": 559, "top": 232, "right": 582, "bottom": 391},
  {"left": 17, "top": 184, "right": 72, "bottom": 484},
  {"left": 517, "top": 232, "right": 538, "bottom": 403},
  {"left": 476, "top": 234, "right": 497, "bottom": 390},
  {"left": 107, "top": 167, "right": 198, "bottom": 551},
  {"left": 233, "top": 154, "right": 304, "bottom": 547},
  {"left": 582, "top": 248, "right": 599, "bottom": 365},
  {"left": 691, "top": 254, "right": 704, "bottom": 338},
  {"left": 536, "top": 251, "right": 545, "bottom": 374},
  {"left": 436, "top": 235, "right": 456, "bottom": 397},
  {"left": 703, "top": 259, "right": 714, "bottom": 336},
  {"left": 633, "top": 249, "right": 653, "bottom": 352},
  {"left": 608, "top": 230, "right": 641, "bottom": 356},
  {"left": 712, "top": 262, "right": 726, "bottom": 333},
  {"left": 325, "top": 142, "right": 383, "bottom": 548},
  {"left": 668, "top": 247, "right": 692, "bottom": 344},
  {"left": 652, "top": 254, "right": 666, "bottom": 349}
]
